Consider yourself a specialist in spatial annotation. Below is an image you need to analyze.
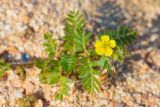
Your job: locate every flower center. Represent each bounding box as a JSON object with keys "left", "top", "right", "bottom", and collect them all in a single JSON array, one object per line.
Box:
[{"left": 103, "top": 42, "right": 111, "bottom": 48}]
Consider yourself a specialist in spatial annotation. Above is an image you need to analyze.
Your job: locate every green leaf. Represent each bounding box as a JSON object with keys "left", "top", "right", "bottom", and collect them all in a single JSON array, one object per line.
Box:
[
  {"left": 39, "top": 66, "right": 60, "bottom": 84},
  {"left": 63, "top": 10, "right": 91, "bottom": 54},
  {"left": 48, "top": 72, "right": 60, "bottom": 84},
  {"left": 35, "top": 59, "right": 58, "bottom": 72},
  {"left": 79, "top": 65, "right": 90, "bottom": 78},
  {"left": 97, "top": 57, "right": 111, "bottom": 71},
  {"left": 112, "top": 46, "right": 127, "bottom": 63},
  {"left": 60, "top": 55, "right": 77, "bottom": 73},
  {"left": 84, "top": 32, "right": 92, "bottom": 45},
  {"left": 81, "top": 74, "right": 100, "bottom": 93},
  {"left": 92, "top": 69, "right": 100, "bottom": 75},
  {"left": 55, "top": 93, "right": 63, "bottom": 100},
  {"left": 105, "top": 26, "right": 137, "bottom": 46},
  {"left": 90, "top": 56, "right": 113, "bottom": 74},
  {"left": 43, "top": 32, "right": 56, "bottom": 58},
  {"left": 79, "top": 63, "right": 101, "bottom": 93},
  {"left": 55, "top": 76, "right": 71, "bottom": 100},
  {"left": 36, "top": 58, "right": 60, "bottom": 84},
  {"left": 0, "top": 59, "right": 10, "bottom": 78}
]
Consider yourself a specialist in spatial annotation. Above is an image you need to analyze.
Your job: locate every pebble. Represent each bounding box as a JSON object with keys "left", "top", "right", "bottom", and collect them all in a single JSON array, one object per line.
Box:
[
  {"left": 0, "top": 0, "right": 160, "bottom": 106},
  {"left": 34, "top": 100, "right": 43, "bottom": 107}
]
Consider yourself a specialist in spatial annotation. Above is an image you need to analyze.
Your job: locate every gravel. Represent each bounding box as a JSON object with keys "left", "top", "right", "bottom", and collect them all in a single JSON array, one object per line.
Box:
[{"left": 0, "top": 0, "right": 160, "bottom": 106}]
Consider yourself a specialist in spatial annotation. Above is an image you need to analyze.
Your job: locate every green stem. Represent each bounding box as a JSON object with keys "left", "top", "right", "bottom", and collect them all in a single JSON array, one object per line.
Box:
[
  {"left": 71, "top": 16, "right": 77, "bottom": 56},
  {"left": 82, "top": 36, "right": 94, "bottom": 90},
  {"left": 58, "top": 65, "right": 63, "bottom": 92}
]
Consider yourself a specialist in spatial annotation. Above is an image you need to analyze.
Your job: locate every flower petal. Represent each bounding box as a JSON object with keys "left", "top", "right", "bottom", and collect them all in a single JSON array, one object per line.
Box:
[
  {"left": 95, "top": 40, "right": 103, "bottom": 48},
  {"left": 110, "top": 40, "right": 116, "bottom": 48},
  {"left": 101, "top": 35, "right": 110, "bottom": 43},
  {"left": 95, "top": 47, "right": 105, "bottom": 55},
  {"left": 104, "top": 48, "right": 113, "bottom": 56}
]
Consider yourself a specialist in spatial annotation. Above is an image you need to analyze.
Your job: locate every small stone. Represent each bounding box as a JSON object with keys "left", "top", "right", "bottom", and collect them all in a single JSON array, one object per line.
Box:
[
  {"left": 148, "top": 96, "right": 155, "bottom": 106},
  {"left": 133, "top": 93, "right": 142, "bottom": 104},
  {"left": 21, "top": 53, "right": 30, "bottom": 61},
  {"left": 147, "top": 49, "right": 160, "bottom": 69},
  {"left": 34, "top": 100, "right": 43, "bottom": 107},
  {"left": 108, "top": 101, "right": 115, "bottom": 107},
  {"left": 14, "top": 90, "right": 23, "bottom": 98},
  {"left": 23, "top": 81, "right": 35, "bottom": 95}
]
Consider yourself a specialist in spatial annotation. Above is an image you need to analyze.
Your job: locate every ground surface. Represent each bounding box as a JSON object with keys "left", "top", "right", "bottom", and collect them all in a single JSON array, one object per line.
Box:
[{"left": 0, "top": 0, "right": 160, "bottom": 107}]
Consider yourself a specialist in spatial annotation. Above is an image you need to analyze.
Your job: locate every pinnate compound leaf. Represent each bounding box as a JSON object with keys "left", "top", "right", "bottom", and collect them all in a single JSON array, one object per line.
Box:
[
  {"left": 39, "top": 65, "right": 60, "bottom": 84},
  {"left": 60, "top": 55, "right": 77, "bottom": 73},
  {"left": 105, "top": 26, "right": 137, "bottom": 46},
  {"left": 55, "top": 76, "right": 71, "bottom": 100},
  {"left": 79, "top": 64, "right": 101, "bottom": 93},
  {"left": 43, "top": 33, "right": 56, "bottom": 58},
  {"left": 64, "top": 10, "right": 91, "bottom": 53},
  {"left": 97, "top": 57, "right": 111, "bottom": 71}
]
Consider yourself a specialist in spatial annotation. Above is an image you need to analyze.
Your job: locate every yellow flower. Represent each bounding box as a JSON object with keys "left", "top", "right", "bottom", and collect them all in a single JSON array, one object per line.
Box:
[{"left": 95, "top": 35, "right": 116, "bottom": 56}]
